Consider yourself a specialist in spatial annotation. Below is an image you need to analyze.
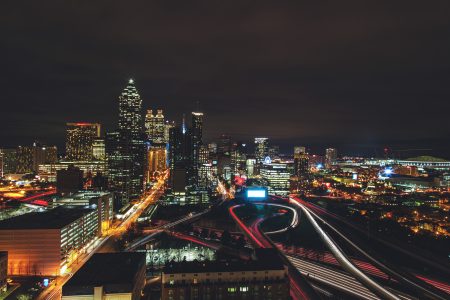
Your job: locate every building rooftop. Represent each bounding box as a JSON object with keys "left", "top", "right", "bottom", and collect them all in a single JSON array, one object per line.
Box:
[
  {"left": 405, "top": 156, "right": 448, "bottom": 162},
  {"left": 63, "top": 252, "right": 146, "bottom": 296},
  {"left": 163, "top": 248, "right": 284, "bottom": 274},
  {"left": 0, "top": 206, "right": 95, "bottom": 230}
]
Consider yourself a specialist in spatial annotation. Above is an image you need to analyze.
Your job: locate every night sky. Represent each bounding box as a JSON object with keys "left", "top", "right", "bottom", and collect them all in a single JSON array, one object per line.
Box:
[{"left": 2, "top": 1, "right": 450, "bottom": 157}]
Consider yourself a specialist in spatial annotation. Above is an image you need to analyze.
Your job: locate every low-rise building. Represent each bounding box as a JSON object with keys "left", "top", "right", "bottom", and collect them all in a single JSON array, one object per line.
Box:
[
  {"left": 62, "top": 252, "right": 146, "bottom": 300},
  {"left": 161, "top": 249, "right": 289, "bottom": 300},
  {"left": 0, "top": 206, "right": 98, "bottom": 276},
  {"left": 52, "top": 191, "right": 114, "bottom": 234}
]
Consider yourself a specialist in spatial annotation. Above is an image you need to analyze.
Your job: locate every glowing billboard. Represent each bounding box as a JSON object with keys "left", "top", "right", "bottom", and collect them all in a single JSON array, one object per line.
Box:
[{"left": 246, "top": 187, "right": 268, "bottom": 199}]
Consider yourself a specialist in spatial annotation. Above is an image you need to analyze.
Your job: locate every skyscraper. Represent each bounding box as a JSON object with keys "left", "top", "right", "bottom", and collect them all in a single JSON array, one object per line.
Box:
[
  {"left": 294, "top": 146, "right": 309, "bottom": 176},
  {"left": 0, "top": 148, "right": 17, "bottom": 177},
  {"left": 164, "top": 120, "right": 175, "bottom": 146},
  {"left": 230, "top": 142, "right": 247, "bottom": 173},
  {"left": 218, "top": 134, "right": 232, "bottom": 155},
  {"left": 325, "top": 148, "right": 337, "bottom": 169},
  {"left": 66, "top": 123, "right": 101, "bottom": 161},
  {"left": 15, "top": 142, "right": 57, "bottom": 173},
  {"left": 190, "top": 112, "right": 203, "bottom": 186},
  {"left": 107, "top": 79, "right": 145, "bottom": 203},
  {"left": 92, "top": 138, "right": 106, "bottom": 160},
  {"left": 145, "top": 109, "right": 166, "bottom": 144},
  {"left": 254, "top": 137, "right": 269, "bottom": 164},
  {"left": 198, "top": 145, "right": 211, "bottom": 188},
  {"left": 260, "top": 162, "right": 291, "bottom": 196}
]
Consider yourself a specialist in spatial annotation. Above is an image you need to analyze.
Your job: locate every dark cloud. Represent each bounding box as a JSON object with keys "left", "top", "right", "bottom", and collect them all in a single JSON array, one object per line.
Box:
[{"left": 1, "top": 1, "right": 450, "bottom": 156}]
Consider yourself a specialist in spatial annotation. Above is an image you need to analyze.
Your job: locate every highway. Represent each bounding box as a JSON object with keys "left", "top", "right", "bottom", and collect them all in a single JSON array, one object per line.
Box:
[
  {"left": 290, "top": 196, "right": 450, "bottom": 300},
  {"left": 289, "top": 197, "right": 401, "bottom": 300},
  {"left": 287, "top": 255, "right": 380, "bottom": 300},
  {"left": 37, "top": 172, "right": 168, "bottom": 300},
  {"left": 229, "top": 204, "right": 317, "bottom": 300},
  {"left": 252, "top": 202, "right": 299, "bottom": 234},
  {"left": 125, "top": 209, "right": 210, "bottom": 251}
]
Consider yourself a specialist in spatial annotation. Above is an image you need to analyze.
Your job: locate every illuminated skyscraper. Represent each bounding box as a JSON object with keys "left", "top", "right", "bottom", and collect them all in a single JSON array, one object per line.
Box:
[
  {"left": 146, "top": 146, "right": 167, "bottom": 182},
  {"left": 230, "top": 141, "right": 247, "bottom": 173},
  {"left": 198, "top": 145, "right": 211, "bottom": 188},
  {"left": 15, "top": 142, "right": 57, "bottom": 173},
  {"left": 254, "top": 137, "right": 269, "bottom": 164},
  {"left": 190, "top": 112, "right": 203, "bottom": 186},
  {"left": 0, "top": 148, "right": 17, "bottom": 176},
  {"left": 164, "top": 120, "right": 175, "bottom": 146},
  {"left": 92, "top": 138, "right": 106, "bottom": 160},
  {"left": 261, "top": 162, "right": 290, "bottom": 196},
  {"left": 145, "top": 109, "right": 166, "bottom": 144},
  {"left": 66, "top": 123, "right": 101, "bottom": 161},
  {"left": 325, "top": 148, "right": 337, "bottom": 169},
  {"left": 107, "top": 79, "right": 145, "bottom": 203},
  {"left": 268, "top": 145, "right": 280, "bottom": 159},
  {"left": 294, "top": 146, "right": 309, "bottom": 176},
  {"left": 218, "top": 134, "right": 232, "bottom": 155}
]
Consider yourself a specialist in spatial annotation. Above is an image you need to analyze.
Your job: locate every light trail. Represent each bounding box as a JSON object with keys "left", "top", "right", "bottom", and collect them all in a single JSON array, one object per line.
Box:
[
  {"left": 290, "top": 196, "right": 449, "bottom": 299},
  {"left": 289, "top": 197, "right": 401, "bottom": 300},
  {"left": 228, "top": 204, "right": 311, "bottom": 300},
  {"left": 18, "top": 189, "right": 56, "bottom": 202},
  {"left": 278, "top": 245, "right": 389, "bottom": 280},
  {"left": 252, "top": 202, "right": 298, "bottom": 234},
  {"left": 38, "top": 172, "right": 168, "bottom": 300},
  {"left": 228, "top": 205, "right": 265, "bottom": 248},
  {"left": 126, "top": 210, "right": 209, "bottom": 251},
  {"left": 288, "top": 255, "right": 380, "bottom": 300}
]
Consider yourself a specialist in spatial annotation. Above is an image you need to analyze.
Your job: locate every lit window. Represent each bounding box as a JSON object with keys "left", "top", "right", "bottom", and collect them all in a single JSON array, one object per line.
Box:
[
  {"left": 228, "top": 287, "right": 236, "bottom": 293},
  {"left": 240, "top": 287, "right": 249, "bottom": 292}
]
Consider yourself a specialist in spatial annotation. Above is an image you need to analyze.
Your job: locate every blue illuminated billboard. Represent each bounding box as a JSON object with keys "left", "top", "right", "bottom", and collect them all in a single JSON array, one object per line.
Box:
[{"left": 246, "top": 187, "right": 268, "bottom": 200}]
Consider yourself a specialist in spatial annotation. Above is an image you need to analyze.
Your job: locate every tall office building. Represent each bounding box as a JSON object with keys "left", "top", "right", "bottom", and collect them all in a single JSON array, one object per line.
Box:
[
  {"left": 261, "top": 162, "right": 291, "bottom": 195},
  {"left": 255, "top": 137, "right": 269, "bottom": 174},
  {"left": 168, "top": 124, "right": 191, "bottom": 172},
  {"left": 107, "top": 79, "right": 145, "bottom": 203},
  {"left": 208, "top": 142, "right": 218, "bottom": 154},
  {"left": 146, "top": 146, "right": 167, "bottom": 183},
  {"left": 164, "top": 120, "right": 175, "bottom": 146},
  {"left": 16, "top": 142, "right": 57, "bottom": 173},
  {"left": 218, "top": 134, "right": 232, "bottom": 155},
  {"left": 92, "top": 138, "right": 106, "bottom": 160},
  {"left": 66, "top": 123, "right": 101, "bottom": 161},
  {"left": 325, "top": 148, "right": 337, "bottom": 169},
  {"left": 294, "top": 146, "right": 309, "bottom": 176},
  {"left": 268, "top": 145, "right": 280, "bottom": 159},
  {"left": 230, "top": 142, "right": 247, "bottom": 173},
  {"left": 145, "top": 109, "right": 166, "bottom": 144},
  {"left": 190, "top": 112, "right": 203, "bottom": 186},
  {"left": 167, "top": 123, "right": 191, "bottom": 203},
  {"left": 198, "top": 145, "right": 211, "bottom": 188},
  {"left": 0, "top": 148, "right": 17, "bottom": 177}
]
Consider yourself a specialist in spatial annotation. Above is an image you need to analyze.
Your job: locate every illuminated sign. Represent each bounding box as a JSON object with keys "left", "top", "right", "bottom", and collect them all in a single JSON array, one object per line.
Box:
[
  {"left": 43, "top": 278, "right": 49, "bottom": 287},
  {"left": 264, "top": 156, "right": 272, "bottom": 164},
  {"left": 352, "top": 173, "right": 358, "bottom": 180},
  {"left": 246, "top": 188, "right": 267, "bottom": 199}
]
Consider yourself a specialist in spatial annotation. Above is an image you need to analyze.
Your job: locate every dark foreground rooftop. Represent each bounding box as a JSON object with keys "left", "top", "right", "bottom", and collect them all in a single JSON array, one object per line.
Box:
[
  {"left": 0, "top": 206, "right": 95, "bottom": 229},
  {"left": 63, "top": 252, "right": 146, "bottom": 296},
  {"left": 163, "top": 248, "right": 284, "bottom": 274}
]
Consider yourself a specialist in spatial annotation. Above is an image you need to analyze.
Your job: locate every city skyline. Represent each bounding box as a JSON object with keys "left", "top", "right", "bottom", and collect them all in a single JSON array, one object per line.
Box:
[
  {"left": 2, "top": 2, "right": 450, "bottom": 158},
  {"left": 1, "top": 76, "right": 448, "bottom": 159}
]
